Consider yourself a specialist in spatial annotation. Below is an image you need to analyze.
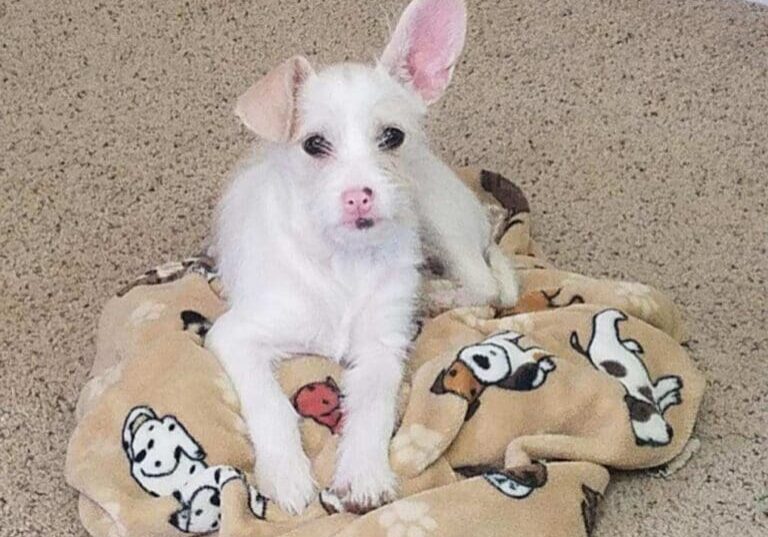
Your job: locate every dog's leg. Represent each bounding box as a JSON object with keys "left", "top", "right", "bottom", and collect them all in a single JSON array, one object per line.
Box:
[
  {"left": 205, "top": 312, "right": 316, "bottom": 514},
  {"left": 416, "top": 160, "right": 514, "bottom": 307},
  {"left": 332, "top": 277, "right": 415, "bottom": 513},
  {"left": 487, "top": 243, "right": 520, "bottom": 307},
  {"left": 333, "top": 345, "right": 403, "bottom": 513},
  {"left": 449, "top": 245, "right": 502, "bottom": 306},
  {"left": 427, "top": 215, "right": 499, "bottom": 306}
]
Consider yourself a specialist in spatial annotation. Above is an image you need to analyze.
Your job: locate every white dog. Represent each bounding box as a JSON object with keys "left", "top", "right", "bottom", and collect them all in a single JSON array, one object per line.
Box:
[{"left": 206, "top": 0, "right": 519, "bottom": 514}]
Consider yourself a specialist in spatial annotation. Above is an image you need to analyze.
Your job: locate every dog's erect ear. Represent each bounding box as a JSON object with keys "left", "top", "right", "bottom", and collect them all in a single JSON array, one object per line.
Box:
[
  {"left": 235, "top": 56, "right": 314, "bottom": 143},
  {"left": 380, "top": 0, "right": 467, "bottom": 104}
]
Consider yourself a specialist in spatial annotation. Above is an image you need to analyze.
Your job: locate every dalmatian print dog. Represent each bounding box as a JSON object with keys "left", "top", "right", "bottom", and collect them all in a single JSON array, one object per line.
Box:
[
  {"left": 122, "top": 406, "right": 267, "bottom": 533},
  {"left": 122, "top": 406, "right": 207, "bottom": 498},
  {"left": 169, "top": 465, "right": 267, "bottom": 533},
  {"left": 431, "top": 331, "right": 556, "bottom": 420},
  {"left": 169, "top": 465, "right": 239, "bottom": 532},
  {"left": 570, "top": 309, "right": 683, "bottom": 446},
  {"left": 484, "top": 463, "right": 548, "bottom": 499}
]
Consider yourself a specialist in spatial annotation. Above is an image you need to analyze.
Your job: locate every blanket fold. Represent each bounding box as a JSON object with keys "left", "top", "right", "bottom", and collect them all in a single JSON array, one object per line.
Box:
[{"left": 65, "top": 167, "right": 704, "bottom": 537}]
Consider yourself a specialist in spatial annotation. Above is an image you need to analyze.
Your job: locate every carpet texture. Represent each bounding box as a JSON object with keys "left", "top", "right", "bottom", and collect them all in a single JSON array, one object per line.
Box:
[{"left": 1, "top": 1, "right": 766, "bottom": 535}]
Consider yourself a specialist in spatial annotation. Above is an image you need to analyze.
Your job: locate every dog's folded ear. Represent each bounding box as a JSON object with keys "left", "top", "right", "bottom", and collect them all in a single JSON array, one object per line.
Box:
[
  {"left": 380, "top": 0, "right": 467, "bottom": 104},
  {"left": 235, "top": 55, "right": 314, "bottom": 143}
]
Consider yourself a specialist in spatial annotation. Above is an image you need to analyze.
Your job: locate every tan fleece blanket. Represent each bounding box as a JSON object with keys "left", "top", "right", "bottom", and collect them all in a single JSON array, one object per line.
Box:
[{"left": 65, "top": 168, "right": 704, "bottom": 537}]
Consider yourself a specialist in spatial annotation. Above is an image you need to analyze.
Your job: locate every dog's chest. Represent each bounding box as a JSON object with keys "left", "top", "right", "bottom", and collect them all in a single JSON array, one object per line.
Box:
[{"left": 295, "top": 256, "right": 390, "bottom": 359}]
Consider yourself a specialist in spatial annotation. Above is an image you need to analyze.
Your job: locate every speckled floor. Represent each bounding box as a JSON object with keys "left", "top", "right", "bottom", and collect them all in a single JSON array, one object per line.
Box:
[{"left": 1, "top": 0, "right": 766, "bottom": 535}]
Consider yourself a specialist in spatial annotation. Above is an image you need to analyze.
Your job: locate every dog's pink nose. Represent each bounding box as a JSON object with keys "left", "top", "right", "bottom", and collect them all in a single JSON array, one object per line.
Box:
[{"left": 341, "top": 187, "right": 374, "bottom": 216}]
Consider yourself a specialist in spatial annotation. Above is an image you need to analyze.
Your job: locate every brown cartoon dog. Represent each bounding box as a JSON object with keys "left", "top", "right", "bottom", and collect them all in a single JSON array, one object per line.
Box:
[{"left": 431, "top": 332, "right": 556, "bottom": 420}]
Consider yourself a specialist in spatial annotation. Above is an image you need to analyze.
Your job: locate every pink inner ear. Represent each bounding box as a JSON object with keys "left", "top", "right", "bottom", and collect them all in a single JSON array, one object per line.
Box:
[{"left": 405, "top": 0, "right": 466, "bottom": 102}]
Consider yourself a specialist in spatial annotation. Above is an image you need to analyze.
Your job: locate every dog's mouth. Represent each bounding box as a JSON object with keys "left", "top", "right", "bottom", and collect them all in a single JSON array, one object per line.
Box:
[
  {"left": 354, "top": 217, "right": 375, "bottom": 230},
  {"left": 341, "top": 217, "right": 381, "bottom": 231}
]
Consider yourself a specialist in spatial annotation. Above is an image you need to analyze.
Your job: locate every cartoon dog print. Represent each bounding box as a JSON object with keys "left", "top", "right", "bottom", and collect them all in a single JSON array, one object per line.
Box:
[
  {"left": 479, "top": 169, "right": 530, "bottom": 241},
  {"left": 504, "top": 287, "right": 584, "bottom": 315},
  {"left": 430, "top": 331, "right": 556, "bottom": 420},
  {"left": 170, "top": 465, "right": 239, "bottom": 533},
  {"left": 569, "top": 309, "right": 683, "bottom": 446},
  {"left": 580, "top": 484, "right": 602, "bottom": 536},
  {"left": 169, "top": 465, "right": 267, "bottom": 533},
  {"left": 482, "top": 462, "right": 548, "bottom": 500},
  {"left": 122, "top": 406, "right": 207, "bottom": 498},
  {"left": 181, "top": 310, "right": 213, "bottom": 340},
  {"left": 122, "top": 405, "right": 267, "bottom": 533},
  {"left": 292, "top": 377, "right": 344, "bottom": 434},
  {"left": 116, "top": 255, "right": 217, "bottom": 297}
]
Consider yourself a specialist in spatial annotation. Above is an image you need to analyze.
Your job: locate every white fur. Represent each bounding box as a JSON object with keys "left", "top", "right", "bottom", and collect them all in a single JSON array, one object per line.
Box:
[{"left": 206, "top": 0, "right": 518, "bottom": 514}]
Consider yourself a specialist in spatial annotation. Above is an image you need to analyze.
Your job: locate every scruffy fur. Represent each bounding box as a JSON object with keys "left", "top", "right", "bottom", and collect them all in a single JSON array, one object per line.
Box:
[{"left": 206, "top": 0, "right": 519, "bottom": 515}]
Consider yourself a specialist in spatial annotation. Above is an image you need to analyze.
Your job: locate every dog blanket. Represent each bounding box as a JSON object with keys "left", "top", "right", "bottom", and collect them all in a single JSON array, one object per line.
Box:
[{"left": 65, "top": 168, "right": 705, "bottom": 537}]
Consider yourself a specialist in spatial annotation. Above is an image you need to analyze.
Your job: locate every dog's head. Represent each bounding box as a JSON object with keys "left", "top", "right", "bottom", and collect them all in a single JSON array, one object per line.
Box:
[
  {"left": 123, "top": 407, "right": 206, "bottom": 478},
  {"left": 235, "top": 0, "right": 467, "bottom": 248}
]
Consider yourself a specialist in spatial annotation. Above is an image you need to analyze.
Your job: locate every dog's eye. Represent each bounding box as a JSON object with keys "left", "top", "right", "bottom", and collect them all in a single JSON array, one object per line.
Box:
[
  {"left": 378, "top": 127, "right": 405, "bottom": 151},
  {"left": 303, "top": 134, "right": 332, "bottom": 157}
]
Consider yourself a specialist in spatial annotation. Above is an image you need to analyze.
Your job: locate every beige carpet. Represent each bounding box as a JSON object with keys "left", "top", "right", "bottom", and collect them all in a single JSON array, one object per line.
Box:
[{"left": 1, "top": 0, "right": 766, "bottom": 535}]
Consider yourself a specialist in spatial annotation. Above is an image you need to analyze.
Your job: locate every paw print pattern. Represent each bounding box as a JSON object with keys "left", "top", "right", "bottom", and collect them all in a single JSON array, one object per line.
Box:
[
  {"left": 130, "top": 301, "right": 166, "bottom": 325},
  {"left": 504, "top": 313, "right": 537, "bottom": 335},
  {"left": 378, "top": 500, "right": 438, "bottom": 537},
  {"left": 615, "top": 282, "right": 657, "bottom": 318},
  {"left": 391, "top": 424, "right": 444, "bottom": 470}
]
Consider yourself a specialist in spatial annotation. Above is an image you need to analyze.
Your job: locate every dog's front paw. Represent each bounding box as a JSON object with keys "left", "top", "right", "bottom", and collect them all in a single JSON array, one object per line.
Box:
[
  {"left": 332, "top": 460, "right": 398, "bottom": 514},
  {"left": 255, "top": 448, "right": 316, "bottom": 515},
  {"left": 486, "top": 245, "right": 520, "bottom": 308},
  {"left": 492, "top": 265, "right": 520, "bottom": 308},
  {"left": 455, "top": 274, "right": 500, "bottom": 308}
]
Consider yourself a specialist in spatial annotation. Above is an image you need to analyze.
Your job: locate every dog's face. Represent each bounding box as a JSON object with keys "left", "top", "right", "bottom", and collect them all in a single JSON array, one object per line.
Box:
[
  {"left": 294, "top": 63, "right": 426, "bottom": 247},
  {"left": 234, "top": 0, "right": 467, "bottom": 248},
  {"left": 128, "top": 416, "right": 205, "bottom": 477}
]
